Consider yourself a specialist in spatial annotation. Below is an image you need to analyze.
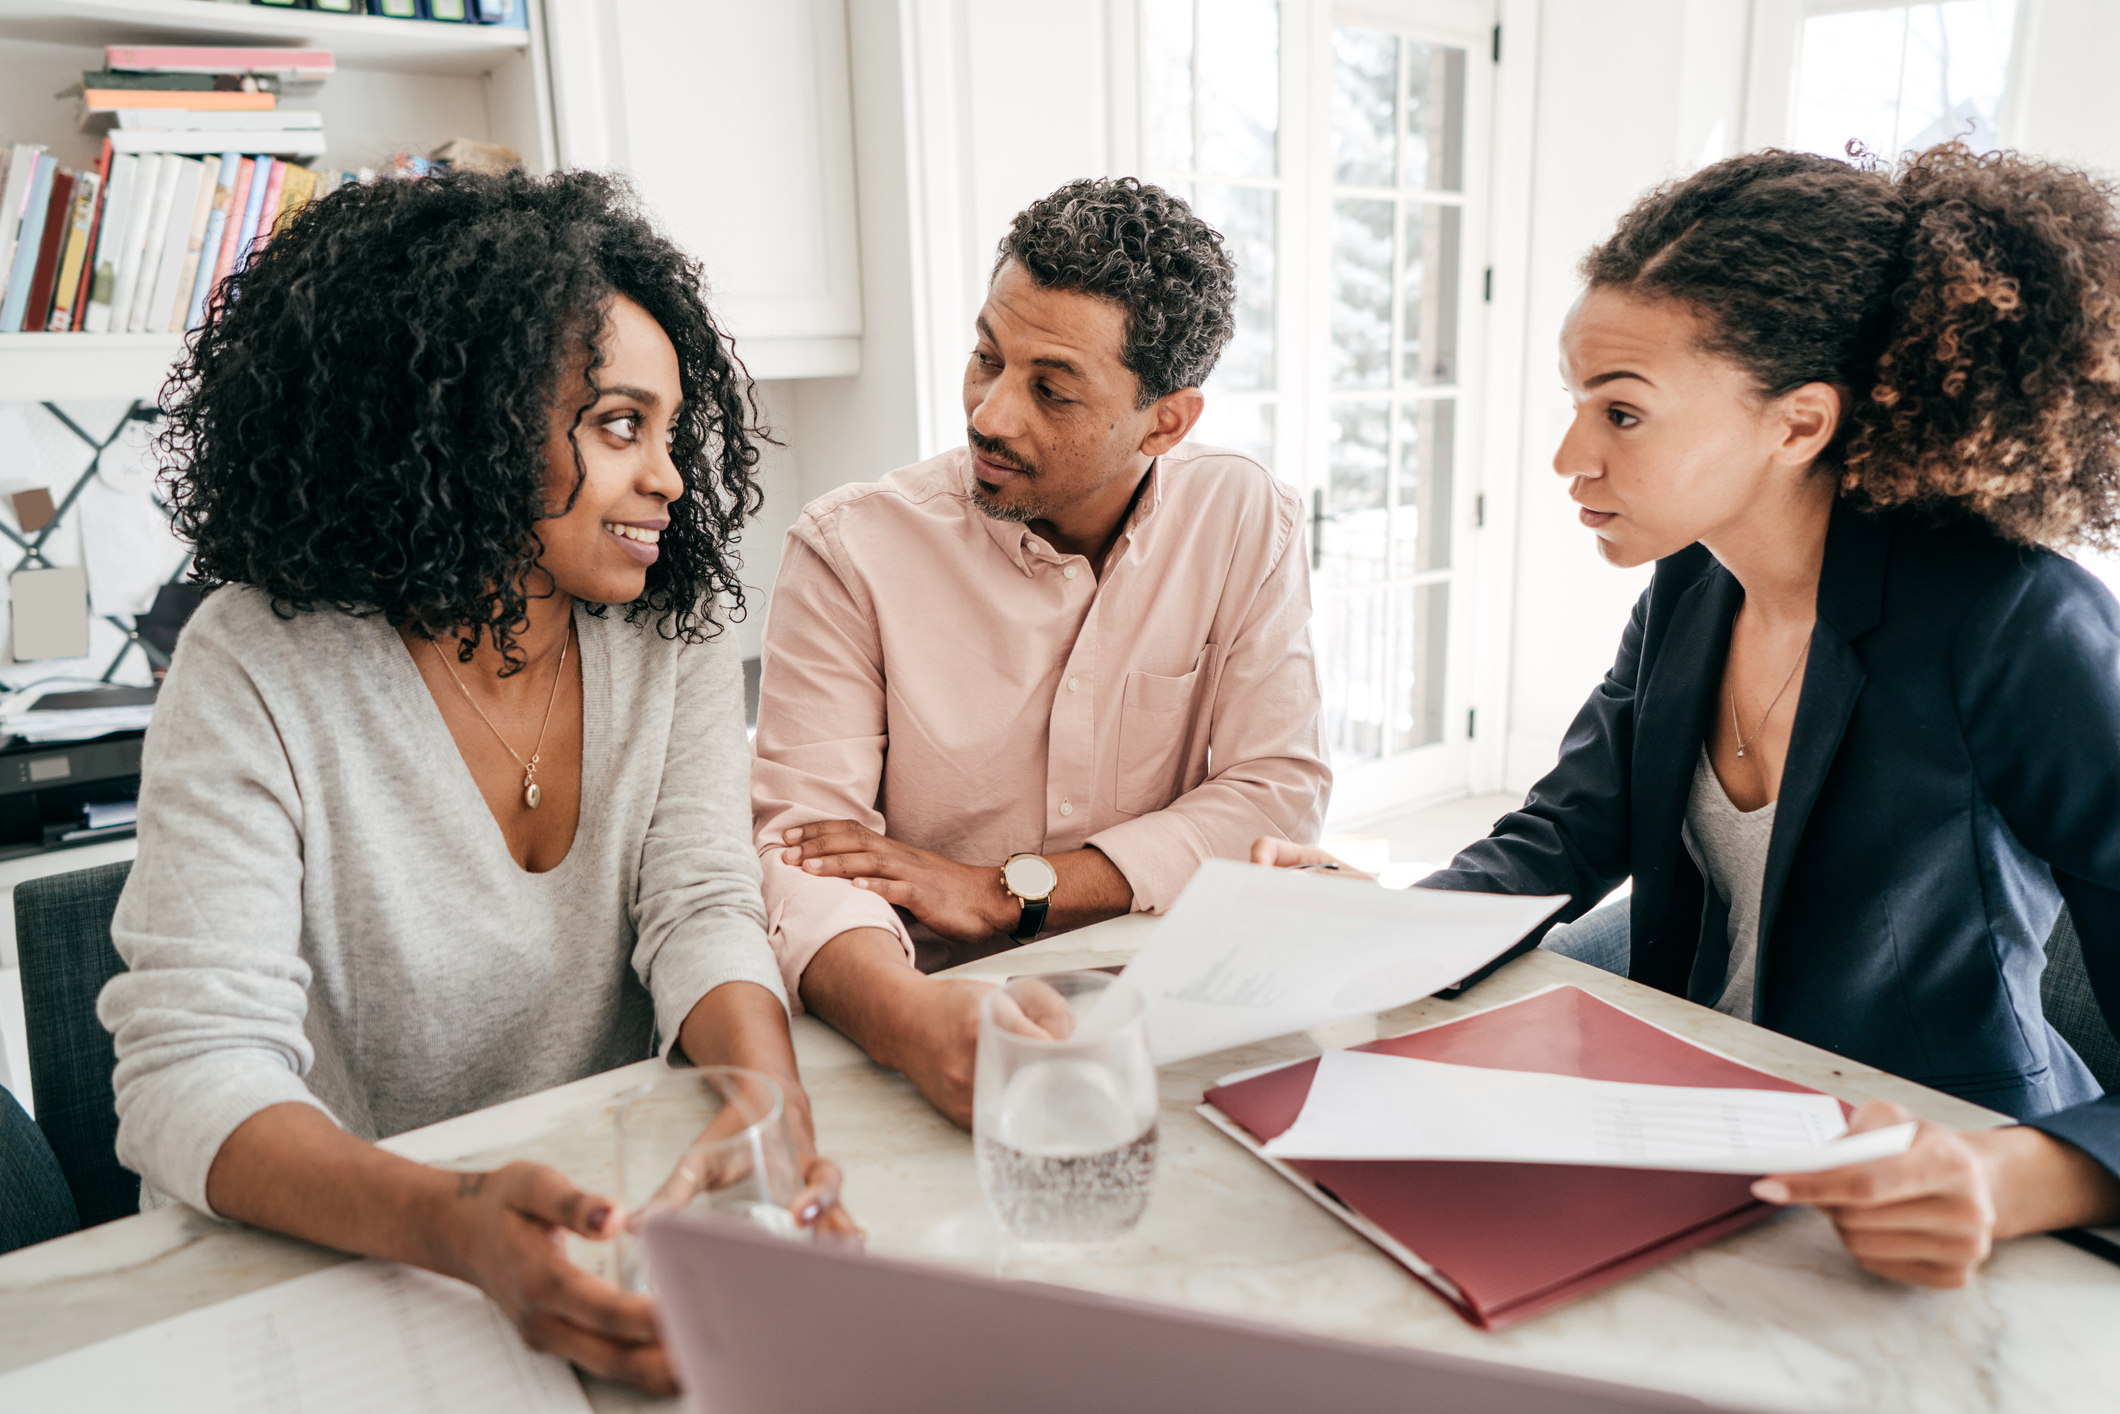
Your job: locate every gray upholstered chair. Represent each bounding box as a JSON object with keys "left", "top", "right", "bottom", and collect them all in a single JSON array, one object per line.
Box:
[
  {"left": 15, "top": 860, "right": 138, "bottom": 1229},
  {"left": 2043, "top": 907, "right": 2120, "bottom": 1095}
]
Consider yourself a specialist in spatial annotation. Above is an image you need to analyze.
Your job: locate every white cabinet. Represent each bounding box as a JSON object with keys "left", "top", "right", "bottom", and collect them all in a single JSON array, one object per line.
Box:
[{"left": 542, "top": 0, "right": 863, "bottom": 379}]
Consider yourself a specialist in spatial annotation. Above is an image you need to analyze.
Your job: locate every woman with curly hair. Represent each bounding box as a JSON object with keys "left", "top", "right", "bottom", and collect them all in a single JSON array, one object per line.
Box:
[
  {"left": 1259, "top": 144, "right": 2120, "bottom": 1285},
  {"left": 96, "top": 169, "right": 846, "bottom": 1394}
]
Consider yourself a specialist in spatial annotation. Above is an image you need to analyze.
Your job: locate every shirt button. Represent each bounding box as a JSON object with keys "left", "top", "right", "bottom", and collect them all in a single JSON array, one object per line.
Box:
[
  {"left": 1059, "top": 799, "right": 1074, "bottom": 816},
  {"left": 1066, "top": 677, "right": 1079, "bottom": 692},
  {"left": 1063, "top": 564, "right": 1079, "bottom": 580}
]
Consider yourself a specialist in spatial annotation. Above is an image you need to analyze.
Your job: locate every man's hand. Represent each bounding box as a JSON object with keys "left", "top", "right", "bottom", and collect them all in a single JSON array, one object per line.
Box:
[
  {"left": 1249, "top": 837, "right": 1375, "bottom": 881},
  {"left": 435, "top": 1162, "right": 673, "bottom": 1393},
  {"left": 1752, "top": 1099, "right": 2120, "bottom": 1288},
  {"left": 782, "top": 821, "right": 1017, "bottom": 943}
]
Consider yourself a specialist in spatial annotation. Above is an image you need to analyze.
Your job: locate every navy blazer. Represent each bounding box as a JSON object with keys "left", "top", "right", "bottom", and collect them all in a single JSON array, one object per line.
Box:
[{"left": 1426, "top": 499, "right": 2120, "bottom": 1179}]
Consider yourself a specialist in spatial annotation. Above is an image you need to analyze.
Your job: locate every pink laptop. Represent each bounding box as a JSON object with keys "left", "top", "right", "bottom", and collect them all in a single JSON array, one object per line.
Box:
[{"left": 643, "top": 1213, "right": 1756, "bottom": 1414}]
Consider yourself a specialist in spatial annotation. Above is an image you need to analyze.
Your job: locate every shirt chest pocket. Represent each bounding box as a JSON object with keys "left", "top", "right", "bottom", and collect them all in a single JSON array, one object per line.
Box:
[{"left": 1116, "top": 645, "right": 1222, "bottom": 816}]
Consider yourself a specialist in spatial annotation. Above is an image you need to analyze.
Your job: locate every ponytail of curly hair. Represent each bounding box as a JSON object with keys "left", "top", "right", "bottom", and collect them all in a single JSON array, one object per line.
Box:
[{"left": 1581, "top": 143, "right": 2120, "bottom": 551}]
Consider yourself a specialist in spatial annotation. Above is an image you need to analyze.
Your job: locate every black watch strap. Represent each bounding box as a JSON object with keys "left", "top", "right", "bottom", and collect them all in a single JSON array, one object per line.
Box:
[{"left": 1011, "top": 895, "right": 1050, "bottom": 941}]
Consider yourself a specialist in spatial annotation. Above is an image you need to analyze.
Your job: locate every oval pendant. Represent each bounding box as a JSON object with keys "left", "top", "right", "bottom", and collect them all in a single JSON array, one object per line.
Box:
[{"left": 525, "top": 782, "right": 542, "bottom": 809}]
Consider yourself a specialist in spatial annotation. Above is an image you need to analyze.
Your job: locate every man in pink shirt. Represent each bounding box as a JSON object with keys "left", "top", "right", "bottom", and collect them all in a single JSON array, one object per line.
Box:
[{"left": 752, "top": 178, "right": 1330, "bottom": 1124}]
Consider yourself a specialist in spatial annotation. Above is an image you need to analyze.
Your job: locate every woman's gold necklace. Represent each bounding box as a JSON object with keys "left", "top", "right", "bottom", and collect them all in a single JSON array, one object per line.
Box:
[
  {"left": 430, "top": 622, "right": 572, "bottom": 809},
  {"left": 1730, "top": 637, "right": 1810, "bottom": 759}
]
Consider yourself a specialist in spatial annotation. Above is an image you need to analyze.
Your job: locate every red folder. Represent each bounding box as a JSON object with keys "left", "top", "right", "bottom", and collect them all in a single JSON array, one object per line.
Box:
[{"left": 1201, "top": 985, "right": 1850, "bottom": 1331}]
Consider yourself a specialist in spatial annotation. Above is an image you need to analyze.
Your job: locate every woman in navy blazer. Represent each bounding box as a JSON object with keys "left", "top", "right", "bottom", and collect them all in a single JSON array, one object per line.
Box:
[{"left": 1263, "top": 144, "right": 2120, "bottom": 1287}]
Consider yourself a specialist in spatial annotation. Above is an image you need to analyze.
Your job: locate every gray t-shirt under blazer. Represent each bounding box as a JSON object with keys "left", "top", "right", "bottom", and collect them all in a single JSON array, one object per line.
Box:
[
  {"left": 98, "top": 586, "right": 786, "bottom": 1215},
  {"left": 1681, "top": 745, "right": 1777, "bottom": 1022}
]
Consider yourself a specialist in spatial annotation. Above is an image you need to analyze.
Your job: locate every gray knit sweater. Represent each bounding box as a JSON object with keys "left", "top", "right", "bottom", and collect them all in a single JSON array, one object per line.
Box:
[{"left": 98, "top": 587, "right": 785, "bottom": 1215}]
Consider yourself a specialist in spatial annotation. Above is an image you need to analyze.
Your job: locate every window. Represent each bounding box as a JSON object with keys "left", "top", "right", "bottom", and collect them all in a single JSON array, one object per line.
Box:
[
  {"left": 1321, "top": 28, "right": 1466, "bottom": 761},
  {"left": 1142, "top": 0, "right": 1283, "bottom": 469},
  {"left": 1140, "top": 1, "right": 1492, "bottom": 817},
  {"left": 1792, "top": 1, "right": 2019, "bottom": 161}
]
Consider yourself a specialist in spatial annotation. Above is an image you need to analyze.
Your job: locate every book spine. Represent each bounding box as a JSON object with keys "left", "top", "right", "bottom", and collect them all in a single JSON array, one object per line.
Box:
[
  {"left": 1, "top": 157, "right": 57, "bottom": 332},
  {"left": 266, "top": 163, "right": 312, "bottom": 243},
  {"left": 70, "top": 139, "right": 114, "bottom": 330},
  {"left": 185, "top": 153, "right": 240, "bottom": 330},
  {"left": 49, "top": 172, "right": 101, "bottom": 328},
  {"left": 81, "top": 71, "right": 220, "bottom": 91},
  {"left": 116, "top": 108, "right": 324, "bottom": 131},
  {"left": 106, "top": 153, "right": 164, "bottom": 335},
  {"left": 244, "top": 159, "right": 285, "bottom": 266},
  {"left": 143, "top": 159, "right": 204, "bottom": 335},
  {"left": 122, "top": 154, "right": 181, "bottom": 332},
  {"left": 20, "top": 170, "right": 76, "bottom": 332},
  {"left": 165, "top": 160, "right": 219, "bottom": 332},
  {"left": 84, "top": 153, "right": 138, "bottom": 332},
  {"left": 108, "top": 131, "right": 326, "bottom": 158},
  {"left": 210, "top": 156, "right": 255, "bottom": 294},
  {"left": 231, "top": 157, "right": 273, "bottom": 273},
  {"left": 0, "top": 143, "right": 44, "bottom": 294},
  {"left": 84, "top": 90, "right": 279, "bottom": 113},
  {"left": 104, "top": 47, "right": 336, "bottom": 78}
]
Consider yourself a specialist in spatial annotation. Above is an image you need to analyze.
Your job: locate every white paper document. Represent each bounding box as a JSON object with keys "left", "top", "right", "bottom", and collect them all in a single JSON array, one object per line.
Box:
[
  {"left": 0, "top": 1258, "right": 590, "bottom": 1412},
  {"left": 1123, "top": 860, "right": 1567, "bottom": 1063},
  {"left": 1261, "top": 1049, "right": 1919, "bottom": 1174}
]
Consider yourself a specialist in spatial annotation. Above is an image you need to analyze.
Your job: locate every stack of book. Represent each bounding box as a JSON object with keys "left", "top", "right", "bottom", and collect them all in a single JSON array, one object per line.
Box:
[
  {"left": 0, "top": 46, "right": 378, "bottom": 337},
  {"left": 245, "top": 0, "right": 526, "bottom": 23}
]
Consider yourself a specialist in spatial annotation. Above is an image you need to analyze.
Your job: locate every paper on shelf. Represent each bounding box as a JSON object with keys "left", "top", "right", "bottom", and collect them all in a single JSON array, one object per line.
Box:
[
  {"left": 1121, "top": 859, "right": 1566, "bottom": 1063},
  {"left": 0, "top": 1258, "right": 590, "bottom": 1412},
  {"left": 1261, "top": 1049, "right": 1919, "bottom": 1174}
]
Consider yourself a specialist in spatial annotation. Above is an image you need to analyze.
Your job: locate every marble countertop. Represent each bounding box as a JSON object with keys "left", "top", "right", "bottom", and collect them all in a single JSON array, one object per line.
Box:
[{"left": 3, "top": 914, "right": 2116, "bottom": 1413}]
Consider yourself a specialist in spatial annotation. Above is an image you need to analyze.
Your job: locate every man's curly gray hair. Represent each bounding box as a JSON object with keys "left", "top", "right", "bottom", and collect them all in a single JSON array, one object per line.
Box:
[{"left": 996, "top": 177, "right": 1238, "bottom": 408}]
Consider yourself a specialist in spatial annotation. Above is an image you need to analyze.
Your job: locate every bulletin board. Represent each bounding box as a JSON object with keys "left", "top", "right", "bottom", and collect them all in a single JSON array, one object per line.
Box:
[{"left": 0, "top": 399, "right": 191, "bottom": 695}]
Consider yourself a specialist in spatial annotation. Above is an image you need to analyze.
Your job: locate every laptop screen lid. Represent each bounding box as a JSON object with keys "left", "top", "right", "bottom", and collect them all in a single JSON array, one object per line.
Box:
[{"left": 643, "top": 1213, "right": 1756, "bottom": 1414}]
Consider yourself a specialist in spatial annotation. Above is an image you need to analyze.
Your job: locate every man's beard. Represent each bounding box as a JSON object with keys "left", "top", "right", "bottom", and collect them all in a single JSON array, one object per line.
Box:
[{"left": 967, "top": 428, "right": 1043, "bottom": 524}]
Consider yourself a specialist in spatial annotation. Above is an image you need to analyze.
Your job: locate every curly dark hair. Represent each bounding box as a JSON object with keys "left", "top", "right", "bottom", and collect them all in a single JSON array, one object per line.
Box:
[
  {"left": 159, "top": 167, "right": 765, "bottom": 671},
  {"left": 1582, "top": 144, "right": 2120, "bottom": 550},
  {"left": 996, "top": 177, "right": 1237, "bottom": 407}
]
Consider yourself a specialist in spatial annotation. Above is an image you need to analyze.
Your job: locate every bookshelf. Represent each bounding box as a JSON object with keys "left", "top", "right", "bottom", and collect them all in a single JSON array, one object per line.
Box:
[
  {"left": 1, "top": 0, "right": 553, "bottom": 402},
  {"left": 3, "top": 1, "right": 869, "bottom": 396},
  {"left": 0, "top": 0, "right": 530, "bottom": 76},
  {"left": 0, "top": 331, "right": 182, "bottom": 401}
]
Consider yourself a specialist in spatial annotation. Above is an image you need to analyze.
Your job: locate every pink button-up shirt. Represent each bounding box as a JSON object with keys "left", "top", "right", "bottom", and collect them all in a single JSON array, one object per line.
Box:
[{"left": 750, "top": 442, "right": 1330, "bottom": 1001}]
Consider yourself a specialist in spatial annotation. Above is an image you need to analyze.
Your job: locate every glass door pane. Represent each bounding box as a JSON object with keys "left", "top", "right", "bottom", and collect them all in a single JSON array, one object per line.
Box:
[
  {"left": 1316, "top": 19, "right": 1471, "bottom": 806},
  {"left": 1140, "top": 0, "right": 1283, "bottom": 476}
]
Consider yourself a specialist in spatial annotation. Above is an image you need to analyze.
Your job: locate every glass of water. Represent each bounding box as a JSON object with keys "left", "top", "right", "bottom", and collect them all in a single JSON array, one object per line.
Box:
[
  {"left": 974, "top": 970, "right": 1159, "bottom": 1244},
  {"left": 614, "top": 1066, "right": 805, "bottom": 1292}
]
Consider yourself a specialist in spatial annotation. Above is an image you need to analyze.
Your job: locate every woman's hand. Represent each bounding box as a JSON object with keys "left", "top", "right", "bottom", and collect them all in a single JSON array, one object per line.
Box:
[
  {"left": 435, "top": 1161, "right": 674, "bottom": 1393},
  {"left": 1753, "top": 1099, "right": 2120, "bottom": 1288}
]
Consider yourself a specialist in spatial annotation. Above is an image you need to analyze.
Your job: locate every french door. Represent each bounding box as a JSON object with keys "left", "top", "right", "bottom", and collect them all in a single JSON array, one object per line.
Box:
[{"left": 1141, "top": 0, "right": 1497, "bottom": 824}]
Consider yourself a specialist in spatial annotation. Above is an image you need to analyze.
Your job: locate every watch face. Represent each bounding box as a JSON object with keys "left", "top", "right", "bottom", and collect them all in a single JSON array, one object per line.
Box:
[{"left": 1004, "top": 853, "right": 1059, "bottom": 899}]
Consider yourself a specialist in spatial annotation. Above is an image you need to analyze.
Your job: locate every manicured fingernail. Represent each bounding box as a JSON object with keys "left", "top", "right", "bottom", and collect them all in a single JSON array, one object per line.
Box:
[
  {"left": 805, "top": 860, "right": 821, "bottom": 872},
  {"left": 799, "top": 1202, "right": 821, "bottom": 1224},
  {"left": 852, "top": 878, "right": 868, "bottom": 889},
  {"left": 588, "top": 1204, "right": 613, "bottom": 1233},
  {"left": 785, "top": 828, "right": 802, "bottom": 842},
  {"left": 781, "top": 848, "right": 799, "bottom": 863},
  {"left": 1751, "top": 1180, "right": 1789, "bottom": 1204}
]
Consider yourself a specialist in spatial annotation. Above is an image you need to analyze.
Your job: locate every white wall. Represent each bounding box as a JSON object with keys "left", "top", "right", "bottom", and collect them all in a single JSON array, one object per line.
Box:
[
  {"left": 1496, "top": 0, "right": 1751, "bottom": 793},
  {"left": 736, "top": 0, "right": 1115, "bottom": 659},
  {"left": 2011, "top": 0, "right": 2120, "bottom": 179}
]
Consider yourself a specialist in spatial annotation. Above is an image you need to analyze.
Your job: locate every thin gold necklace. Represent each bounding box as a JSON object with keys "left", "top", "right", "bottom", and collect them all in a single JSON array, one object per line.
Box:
[
  {"left": 1730, "top": 638, "right": 1810, "bottom": 759},
  {"left": 430, "top": 621, "right": 572, "bottom": 809}
]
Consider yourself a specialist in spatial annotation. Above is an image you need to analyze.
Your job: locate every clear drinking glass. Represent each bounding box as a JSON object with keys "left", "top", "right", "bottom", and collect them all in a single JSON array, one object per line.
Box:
[
  {"left": 974, "top": 971, "right": 1159, "bottom": 1244},
  {"left": 614, "top": 1066, "right": 805, "bottom": 1292}
]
